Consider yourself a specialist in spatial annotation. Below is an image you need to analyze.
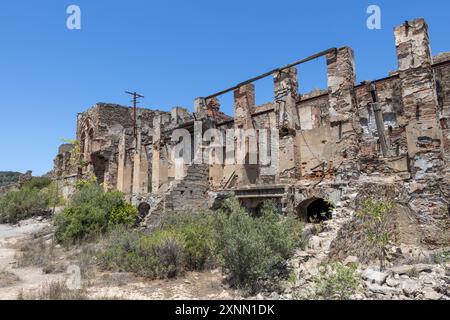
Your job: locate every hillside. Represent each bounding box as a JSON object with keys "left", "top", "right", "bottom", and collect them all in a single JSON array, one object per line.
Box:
[{"left": 0, "top": 172, "right": 22, "bottom": 187}]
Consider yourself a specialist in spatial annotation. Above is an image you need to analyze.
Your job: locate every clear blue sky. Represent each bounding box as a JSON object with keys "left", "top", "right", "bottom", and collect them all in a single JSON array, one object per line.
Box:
[{"left": 1, "top": 0, "right": 449, "bottom": 175}]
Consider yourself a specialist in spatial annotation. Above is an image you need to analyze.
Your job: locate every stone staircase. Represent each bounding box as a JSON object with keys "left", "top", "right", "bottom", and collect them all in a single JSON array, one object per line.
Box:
[
  {"left": 164, "top": 164, "right": 210, "bottom": 212},
  {"left": 143, "top": 164, "right": 210, "bottom": 228}
]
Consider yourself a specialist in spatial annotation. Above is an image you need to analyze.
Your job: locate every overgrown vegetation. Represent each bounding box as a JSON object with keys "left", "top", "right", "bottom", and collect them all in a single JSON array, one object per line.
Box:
[
  {"left": 0, "top": 173, "right": 63, "bottom": 224},
  {"left": 98, "top": 212, "right": 217, "bottom": 280},
  {"left": 310, "top": 262, "right": 361, "bottom": 300},
  {"left": 0, "top": 187, "right": 51, "bottom": 224},
  {"left": 22, "top": 177, "right": 51, "bottom": 190},
  {"left": 54, "top": 180, "right": 137, "bottom": 244},
  {"left": 61, "top": 138, "right": 85, "bottom": 168},
  {"left": 356, "top": 199, "right": 394, "bottom": 270},
  {"left": 214, "top": 199, "right": 302, "bottom": 291},
  {"left": 98, "top": 198, "right": 303, "bottom": 292}
]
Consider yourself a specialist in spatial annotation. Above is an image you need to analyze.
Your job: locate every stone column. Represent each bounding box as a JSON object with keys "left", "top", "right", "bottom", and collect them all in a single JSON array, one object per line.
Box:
[
  {"left": 132, "top": 131, "right": 141, "bottom": 194},
  {"left": 274, "top": 67, "right": 300, "bottom": 130},
  {"left": 233, "top": 84, "right": 258, "bottom": 185},
  {"left": 116, "top": 132, "right": 126, "bottom": 192},
  {"left": 132, "top": 130, "right": 149, "bottom": 195},
  {"left": 273, "top": 68, "right": 301, "bottom": 182},
  {"left": 234, "top": 84, "right": 255, "bottom": 129},
  {"left": 326, "top": 46, "right": 360, "bottom": 179},
  {"left": 395, "top": 19, "right": 442, "bottom": 182},
  {"left": 395, "top": 18, "right": 448, "bottom": 245},
  {"left": 151, "top": 116, "right": 168, "bottom": 194}
]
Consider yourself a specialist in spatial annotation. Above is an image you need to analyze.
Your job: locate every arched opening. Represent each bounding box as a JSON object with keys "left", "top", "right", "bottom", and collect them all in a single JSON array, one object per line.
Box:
[
  {"left": 138, "top": 202, "right": 151, "bottom": 220},
  {"left": 88, "top": 128, "right": 94, "bottom": 154},
  {"left": 91, "top": 153, "right": 107, "bottom": 184},
  {"left": 297, "top": 198, "right": 333, "bottom": 223},
  {"left": 80, "top": 132, "right": 86, "bottom": 161}
]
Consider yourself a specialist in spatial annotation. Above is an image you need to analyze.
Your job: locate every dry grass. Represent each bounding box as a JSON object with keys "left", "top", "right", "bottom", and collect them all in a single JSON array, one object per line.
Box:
[
  {"left": 15, "top": 238, "right": 55, "bottom": 269},
  {"left": 18, "top": 281, "right": 88, "bottom": 300},
  {"left": 0, "top": 269, "right": 21, "bottom": 288}
]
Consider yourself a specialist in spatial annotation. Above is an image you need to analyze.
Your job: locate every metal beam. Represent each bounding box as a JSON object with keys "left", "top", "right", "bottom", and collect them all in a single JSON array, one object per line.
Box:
[{"left": 202, "top": 48, "right": 337, "bottom": 100}]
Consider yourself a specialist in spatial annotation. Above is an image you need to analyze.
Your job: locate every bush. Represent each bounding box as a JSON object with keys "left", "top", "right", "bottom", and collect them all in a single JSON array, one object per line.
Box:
[
  {"left": 0, "top": 187, "right": 50, "bottom": 224},
  {"left": 99, "top": 212, "right": 216, "bottom": 279},
  {"left": 41, "top": 181, "right": 65, "bottom": 212},
  {"left": 109, "top": 203, "right": 139, "bottom": 227},
  {"left": 22, "top": 177, "right": 52, "bottom": 190},
  {"left": 54, "top": 184, "right": 137, "bottom": 244},
  {"left": 214, "top": 198, "right": 302, "bottom": 291},
  {"left": 311, "top": 262, "right": 361, "bottom": 300},
  {"left": 98, "top": 198, "right": 303, "bottom": 291},
  {"left": 98, "top": 228, "right": 185, "bottom": 279},
  {"left": 356, "top": 199, "right": 394, "bottom": 270},
  {"left": 162, "top": 212, "right": 216, "bottom": 270}
]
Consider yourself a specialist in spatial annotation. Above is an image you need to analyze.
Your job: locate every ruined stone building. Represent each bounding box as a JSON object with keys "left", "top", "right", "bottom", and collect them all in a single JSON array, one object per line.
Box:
[{"left": 54, "top": 18, "right": 449, "bottom": 246}]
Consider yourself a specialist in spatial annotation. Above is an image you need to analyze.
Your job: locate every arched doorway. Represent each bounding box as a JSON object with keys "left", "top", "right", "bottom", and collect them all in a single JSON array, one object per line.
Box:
[
  {"left": 138, "top": 202, "right": 151, "bottom": 219},
  {"left": 91, "top": 153, "right": 107, "bottom": 184},
  {"left": 297, "top": 198, "right": 333, "bottom": 223}
]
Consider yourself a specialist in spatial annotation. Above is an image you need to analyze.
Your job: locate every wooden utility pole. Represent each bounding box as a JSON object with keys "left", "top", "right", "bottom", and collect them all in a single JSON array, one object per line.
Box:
[{"left": 125, "top": 91, "right": 144, "bottom": 138}]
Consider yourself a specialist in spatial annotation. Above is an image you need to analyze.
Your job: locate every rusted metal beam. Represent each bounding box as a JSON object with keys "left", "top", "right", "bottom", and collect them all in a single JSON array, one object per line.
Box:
[{"left": 202, "top": 48, "right": 337, "bottom": 100}]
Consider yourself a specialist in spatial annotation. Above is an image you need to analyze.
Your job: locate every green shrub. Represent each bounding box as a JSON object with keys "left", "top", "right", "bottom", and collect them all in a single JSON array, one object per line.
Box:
[
  {"left": 109, "top": 203, "right": 139, "bottom": 227},
  {"left": 161, "top": 212, "right": 216, "bottom": 270},
  {"left": 311, "top": 262, "right": 361, "bottom": 300},
  {"left": 0, "top": 187, "right": 50, "bottom": 224},
  {"left": 98, "top": 229, "right": 185, "bottom": 279},
  {"left": 98, "top": 198, "right": 303, "bottom": 291},
  {"left": 99, "top": 212, "right": 216, "bottom": 278},
  {"left": 22, "top": 177, "right": 52, "bottom": 190},
  {"left": 54, "top": 184, "right": 137, "bottom": 244},
  {"left": 214, "top": 198, "right": 302, "bottom": 291},
  {"left": 41, "top": 181, "right": 65, "bottom": 212},
  {"left": 356, "top": 199, "right": 394, "bottom": 270}
]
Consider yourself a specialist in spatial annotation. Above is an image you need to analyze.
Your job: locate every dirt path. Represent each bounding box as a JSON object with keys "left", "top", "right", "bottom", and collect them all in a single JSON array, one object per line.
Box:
[
  {"left": 0, "top": 219, "right": 240, "bottom": 300},
  {"left": 0, "top": 219, "right": 64, "bottom": 300}
]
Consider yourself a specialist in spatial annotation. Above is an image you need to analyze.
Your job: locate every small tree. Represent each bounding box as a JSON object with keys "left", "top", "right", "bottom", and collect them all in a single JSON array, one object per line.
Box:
[
  {"left": 356, "top": 199, "right": 394, "bottom": 270},
  {"left": 42, "top": 182, "right": 64, "bottom": 214}
]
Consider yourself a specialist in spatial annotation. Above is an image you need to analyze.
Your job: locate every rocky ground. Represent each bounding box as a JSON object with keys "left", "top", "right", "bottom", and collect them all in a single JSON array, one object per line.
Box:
[
  {"left": 277, "top": 206, "right": 450, "bottom": 300},
  {"left": 0, "top": 215, "right": 448, "bottom": 300},
  {"left": 0, "top": 218, "right": 241, "bottom": 300}
]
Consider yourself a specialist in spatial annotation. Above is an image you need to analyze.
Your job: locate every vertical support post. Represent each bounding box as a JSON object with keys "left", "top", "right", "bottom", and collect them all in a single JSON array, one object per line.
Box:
[
  {"left": 326, "top": 46, "right": 360, "bottom": 179},
  {"left": 132, "top": 130, "right": 142, "bottom": 194},
  {"left": 117, "top": 132, "right": 126, "bottom": 192},
  {"left": 274, "top": 67, "right": 300, "bottom": 130}
]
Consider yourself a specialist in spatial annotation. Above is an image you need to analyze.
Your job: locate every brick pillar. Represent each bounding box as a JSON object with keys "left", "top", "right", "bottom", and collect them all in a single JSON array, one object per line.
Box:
[
  {"left": 395, "top": 18, "right": 448, "bottom": 245},
  {"left": 326, "top": 46, "right": 360, "bottom": 179},
  {"left": 395, "top": 19, "right": 442, "bottom": 182},
  {"left": 234, "top": 84, "right": 255, "bottom": 129},
  {"left": 233, "top": 84, "right": 258, "bottom": 185},
  {"left": 273, "top": 67, "right": 301, "bottom": 182},
  {"left": 274, "top": 67, "right": 300, "bottom": 130}
]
